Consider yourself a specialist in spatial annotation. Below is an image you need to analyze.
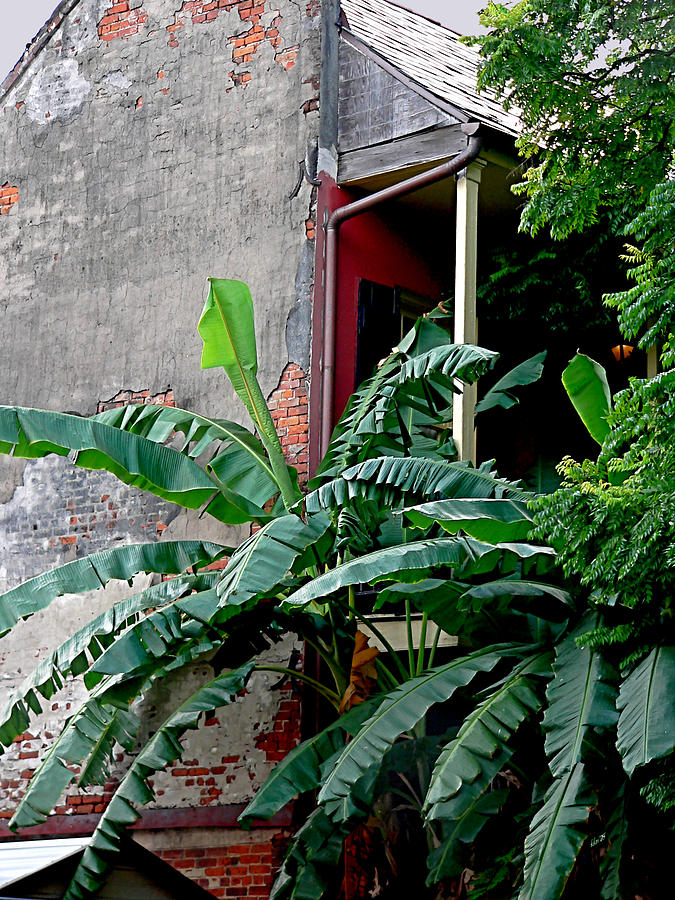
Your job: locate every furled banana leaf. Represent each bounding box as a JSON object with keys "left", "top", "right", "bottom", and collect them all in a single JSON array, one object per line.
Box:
[
  {"left": 543, "top": 622, "right": 619, "bottom": 778},
  {"left": 475, "top": 351, "right": 547, "bottom": 413},
  {"left": 561, "top": 352, "right": 612, "bottom": 445},
  {"left": 0, "top": 575, "right": 217, "bottom": 748},
  {"left": 426, "top": 790, "right": 508, "bottom": 885},
  {"left": 0, "top": 539, "right": 226, "bottom": 636},
  {"left": 198, "top": 278, "right": 300, "bottom": 511},
  {"left": 64, "top": 662, "right": 255, "bottom": 900},
  {"left": 0, "top": 406, "right": 221, "bottom": 513},
  {"left": 305, "top": 456, "right": 530, "bottom": 513},
  {"left": 424, "top": 653, "right": 550, "bottom": 821},
  {"left": 616, "top": 645, "right": 675, "bottom": 776},
  {"left": 519, "top": 762, "right": 595, "bottom": 900},
  {"left": 283, "top": 538, "right": 554, "bottom": 608},
  {"left": 239, "top": 699, "right": 379, "bottom": 826},
  {"left": 404, "top": 497, "right": 533, "bottom": 542},
  {"left": 317, "top": 644, "right": 525, "bottom": 818},
  {"left": 92, "top": 403, "right": 294, "bottom": 524}
]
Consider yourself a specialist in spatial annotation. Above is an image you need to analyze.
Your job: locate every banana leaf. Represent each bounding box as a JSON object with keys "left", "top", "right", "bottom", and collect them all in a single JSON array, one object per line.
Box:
[
  {"left": 305, "top": 456, "right": 530, "bottom": 513},
  {"left": 93, "top": 403, "right": 295, "bottom": 524},
  {"left": 0, "top": 575, "right": 217, "bottom": 748},
  {"left": 0, "top": 406, "right": 222, "bottom": 513},
  {"left": 198, "top": 278, "right": 300, "bottom": 511},
  {"left": 426, "top": 790, "right": 508, "bottom": 884},
  {"left": 404, "top": 497, "right": 533, "bottom": 542},
  {"left": 561, "top": 353, "right": 611, "bottom": 445},
  {"left": 283, "top": 538, "right": 554, "bottom": 608},
  {"left": 519, "top": 762, "right": 595, "bottom": 900},
  {"left": 0, "top": 539, "right": 225, "bottom": 636},
  {"left": 9, "top": 681, "right": 142, "bottom": 832},
  {"left": 317, "top": 644, "right": 524, "bottom": 818},
  {"left": 543, "top": 623, "right": 618, "bottom": 778},
  {"left": 239, "top": 699, "right": 379, "bottom": 826},
  {"left": 475, "top": 351, "right": 546, "bottom": 413},
  {"left": 424, "top": 653, "right": 550, "bottom": 820},
  {"left": 616, "top": 645, "right": 675, "bottom": 776},
  {"left": 64, "top": 662, "right": 255, "bottom": 900},
  {"left": 270, "top": 807, "right": 350, "bottom": 900}
]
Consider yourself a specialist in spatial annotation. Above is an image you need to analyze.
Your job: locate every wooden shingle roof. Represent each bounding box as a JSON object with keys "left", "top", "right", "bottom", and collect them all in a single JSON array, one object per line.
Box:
[{"left": 340, "top": 0, "right": 520, "bottom": 136}]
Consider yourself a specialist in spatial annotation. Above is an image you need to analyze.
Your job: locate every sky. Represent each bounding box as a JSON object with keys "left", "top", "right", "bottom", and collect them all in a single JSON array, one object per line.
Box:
[{"left": 0, "top": 1, "right": 487, "bottom": 83}]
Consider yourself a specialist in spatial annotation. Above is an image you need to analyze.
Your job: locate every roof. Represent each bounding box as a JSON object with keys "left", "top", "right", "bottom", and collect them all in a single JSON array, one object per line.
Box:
[
  {"left": 0, "top": 838, "right": 90, "bottom": 889},
  {"left": 339, "top": 0, "right": 520, "bottom": 136}
]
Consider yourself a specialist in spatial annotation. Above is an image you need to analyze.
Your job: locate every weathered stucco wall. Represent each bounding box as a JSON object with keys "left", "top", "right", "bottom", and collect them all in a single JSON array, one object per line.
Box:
[
  {"left": 0, "top": 0, "right": 319, "bottom": 838},
  {"left": 0, "top": 0, "right": 319, "bottom": 415}
]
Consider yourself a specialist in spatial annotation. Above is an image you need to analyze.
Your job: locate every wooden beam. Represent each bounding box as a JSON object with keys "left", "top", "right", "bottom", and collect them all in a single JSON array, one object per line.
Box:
[
  {"left": 452, "top": 160, "right": 485, "bottom": 464},
  {"left": 338, "top": 124, "right": 469, "bottom": 185}
]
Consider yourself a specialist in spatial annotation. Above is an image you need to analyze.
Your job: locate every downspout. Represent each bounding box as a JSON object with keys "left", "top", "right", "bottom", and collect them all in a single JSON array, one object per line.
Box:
[{"left": 320, "top": 123, "right": 483, "bottom": 456}]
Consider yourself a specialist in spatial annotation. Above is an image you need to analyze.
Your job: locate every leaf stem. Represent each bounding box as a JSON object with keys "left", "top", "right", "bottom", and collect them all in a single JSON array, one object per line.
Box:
[{"left": 254, "top": 665, "right": 341, "bottom": 708}]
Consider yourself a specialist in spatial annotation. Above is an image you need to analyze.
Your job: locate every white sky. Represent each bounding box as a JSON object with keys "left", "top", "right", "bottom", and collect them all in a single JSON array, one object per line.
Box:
[{"left": 0, "top": 1, "right": 486, "bottom": 83}]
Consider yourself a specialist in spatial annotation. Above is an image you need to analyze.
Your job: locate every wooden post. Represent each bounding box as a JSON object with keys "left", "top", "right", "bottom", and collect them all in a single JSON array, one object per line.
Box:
[
  {"left": 452, "top": 160, "right": 485, "bottom": 464},
  {"left": 647, "top": 345, "right": 658, "bottom": 379}
]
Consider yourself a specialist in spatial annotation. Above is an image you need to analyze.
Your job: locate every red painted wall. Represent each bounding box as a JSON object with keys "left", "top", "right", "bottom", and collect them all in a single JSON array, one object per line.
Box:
[{"left": 310, "top": 174, "right": 446, "bottom": 470}]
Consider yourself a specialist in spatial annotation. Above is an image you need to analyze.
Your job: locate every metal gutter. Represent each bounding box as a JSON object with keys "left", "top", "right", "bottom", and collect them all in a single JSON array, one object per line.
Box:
[{"left": 320, "top": 124, "right": 482, "bottom": 455}]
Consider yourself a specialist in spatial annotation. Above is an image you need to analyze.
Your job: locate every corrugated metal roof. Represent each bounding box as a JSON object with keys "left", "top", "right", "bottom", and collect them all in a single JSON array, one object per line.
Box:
[
  {"left": 340, "top": 0, "right": 520, "bottom": 135},
  {"left": 0, "top": 838, "right": 90, "bottom": 889}
]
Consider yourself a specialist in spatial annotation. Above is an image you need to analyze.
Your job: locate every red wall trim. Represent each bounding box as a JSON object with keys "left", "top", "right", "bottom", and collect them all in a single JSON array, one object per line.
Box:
[{"left": 0, "top": 803, "right": 293, "bottom": 839}]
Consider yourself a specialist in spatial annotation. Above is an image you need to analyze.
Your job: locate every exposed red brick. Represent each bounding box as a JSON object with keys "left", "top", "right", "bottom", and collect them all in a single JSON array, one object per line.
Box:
[
  {"left": 0, "top": 183, "right": 19, "bottom": 216},
  {"left": 97, "top": 2, "right": 148, "bottom": 42},
  {"left": 267, "top": 364, "right": 309, "bottom": 484}
]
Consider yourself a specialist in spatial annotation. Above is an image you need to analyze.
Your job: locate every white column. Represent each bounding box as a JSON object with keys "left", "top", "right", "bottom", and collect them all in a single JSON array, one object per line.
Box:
[{"left": 452, "top": 160, "right": 485, "bottom": 464}]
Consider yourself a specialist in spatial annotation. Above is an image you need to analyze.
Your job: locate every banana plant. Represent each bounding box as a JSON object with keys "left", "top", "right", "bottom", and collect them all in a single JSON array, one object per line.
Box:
[{"left": 6, "top": 279, "right": 666, "bottom": 900}]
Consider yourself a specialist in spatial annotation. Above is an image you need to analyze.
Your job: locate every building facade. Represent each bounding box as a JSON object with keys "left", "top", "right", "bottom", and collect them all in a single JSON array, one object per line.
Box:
[{"left": 0, "top": 1, "right": 523, "bottom": 896}]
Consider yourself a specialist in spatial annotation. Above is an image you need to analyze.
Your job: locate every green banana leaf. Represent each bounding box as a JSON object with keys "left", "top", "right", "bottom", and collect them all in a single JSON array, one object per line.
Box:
[
  {"left": 0, "top": 575, "right": 216, "bottom": 748},
  {"left": 239, "top": 700, "right": 379, "bottom": 826},
  {"left": 9, "top": 682, "right": 141, "bottom": 832},
  {"left": 397, "top": 343, "right": 498, "bottom": 383},
  {"left": 270, "top": 807, "right": 350, "bottom": 900},
  {"left": 543, "top": 623, "right": 618, "bottom": 778},
  {"left": 305, "top": 456, "right": 530, "bottom": 513},
  {"left": 283, "top": 538, "right": 554, "bottom": 608},
  {"left": 404, "top": 497, "right": 533, "bottom": 542},
  {"left": 459, "top": 579, "right": 571, "bottom": 609},
  {"left": 475, "top": 351, "right": 547, "bottom": 413},
  {"left": 0, "top": 406, "right": 222, "bottom": 514},
  {"left": 84, "top": 587, "right": 223, "bottom": 683},
  {"left": 519, "top": 762, "right": 595, "bottom": 900},
  {"left": 561, "top": 353, "right": 612, "bottom": 445},
  {"left": 599, "top": 786, "right": 626, "bottom": 900},
  {"left": 426, "top": 790, "right": 508, "bottom": 885},
  {"left": 64, "top": 662, "right": 255, "bottom": 900},
  {"left": 93, "top": 403, "right": 293, "bottom": 524},
  {"left": 315, "top": 323, "right": 492, "bottom": 482},
  {"left": 198, "top": 278, "right": 299, "bottom": 511},
  {"left": 616, "top": 645, "right": 675, "bottom": 776},
  {"left": 317, "top": 644, "right": 522, "bottom": 818},
  {"left": 88, "top": 514, "right": 330, "bottom": 683},
  {"left": 0, "top": 540, "right": 225, "bottom": 636},
  {"left": 424, "top": 653, "right": 550, "bottom": 821}
]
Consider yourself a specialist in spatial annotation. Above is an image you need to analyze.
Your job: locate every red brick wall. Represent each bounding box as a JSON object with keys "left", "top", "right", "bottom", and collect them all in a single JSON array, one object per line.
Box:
[
  {"left": 0, "top": 183, "right": 19, "bottom": 215},
  {"left": 98, "top": 2, "right": 148, "bottom": 42},
  {"left": 267, "top": 364, "right": 309, "bottom": 485},
  {"left": 156, "top": 832, "right": 290, "bottom": 898}
]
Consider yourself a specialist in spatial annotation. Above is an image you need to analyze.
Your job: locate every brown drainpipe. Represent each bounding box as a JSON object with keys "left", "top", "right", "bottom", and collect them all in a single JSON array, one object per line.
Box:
[{"left": 320, "top": 123, "right": 483, "bottom": 456}]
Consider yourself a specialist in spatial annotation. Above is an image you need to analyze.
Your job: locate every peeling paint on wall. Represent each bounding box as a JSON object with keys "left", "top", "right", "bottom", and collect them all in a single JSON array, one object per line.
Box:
[{"left": 25, "top": 59, "right": 92, "bottom": 124}]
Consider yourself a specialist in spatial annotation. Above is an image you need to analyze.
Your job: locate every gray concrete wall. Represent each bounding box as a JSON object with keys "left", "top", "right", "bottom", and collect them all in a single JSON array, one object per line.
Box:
[{"left": 0, "top": 0, "right": 320, "bottom": 821}]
